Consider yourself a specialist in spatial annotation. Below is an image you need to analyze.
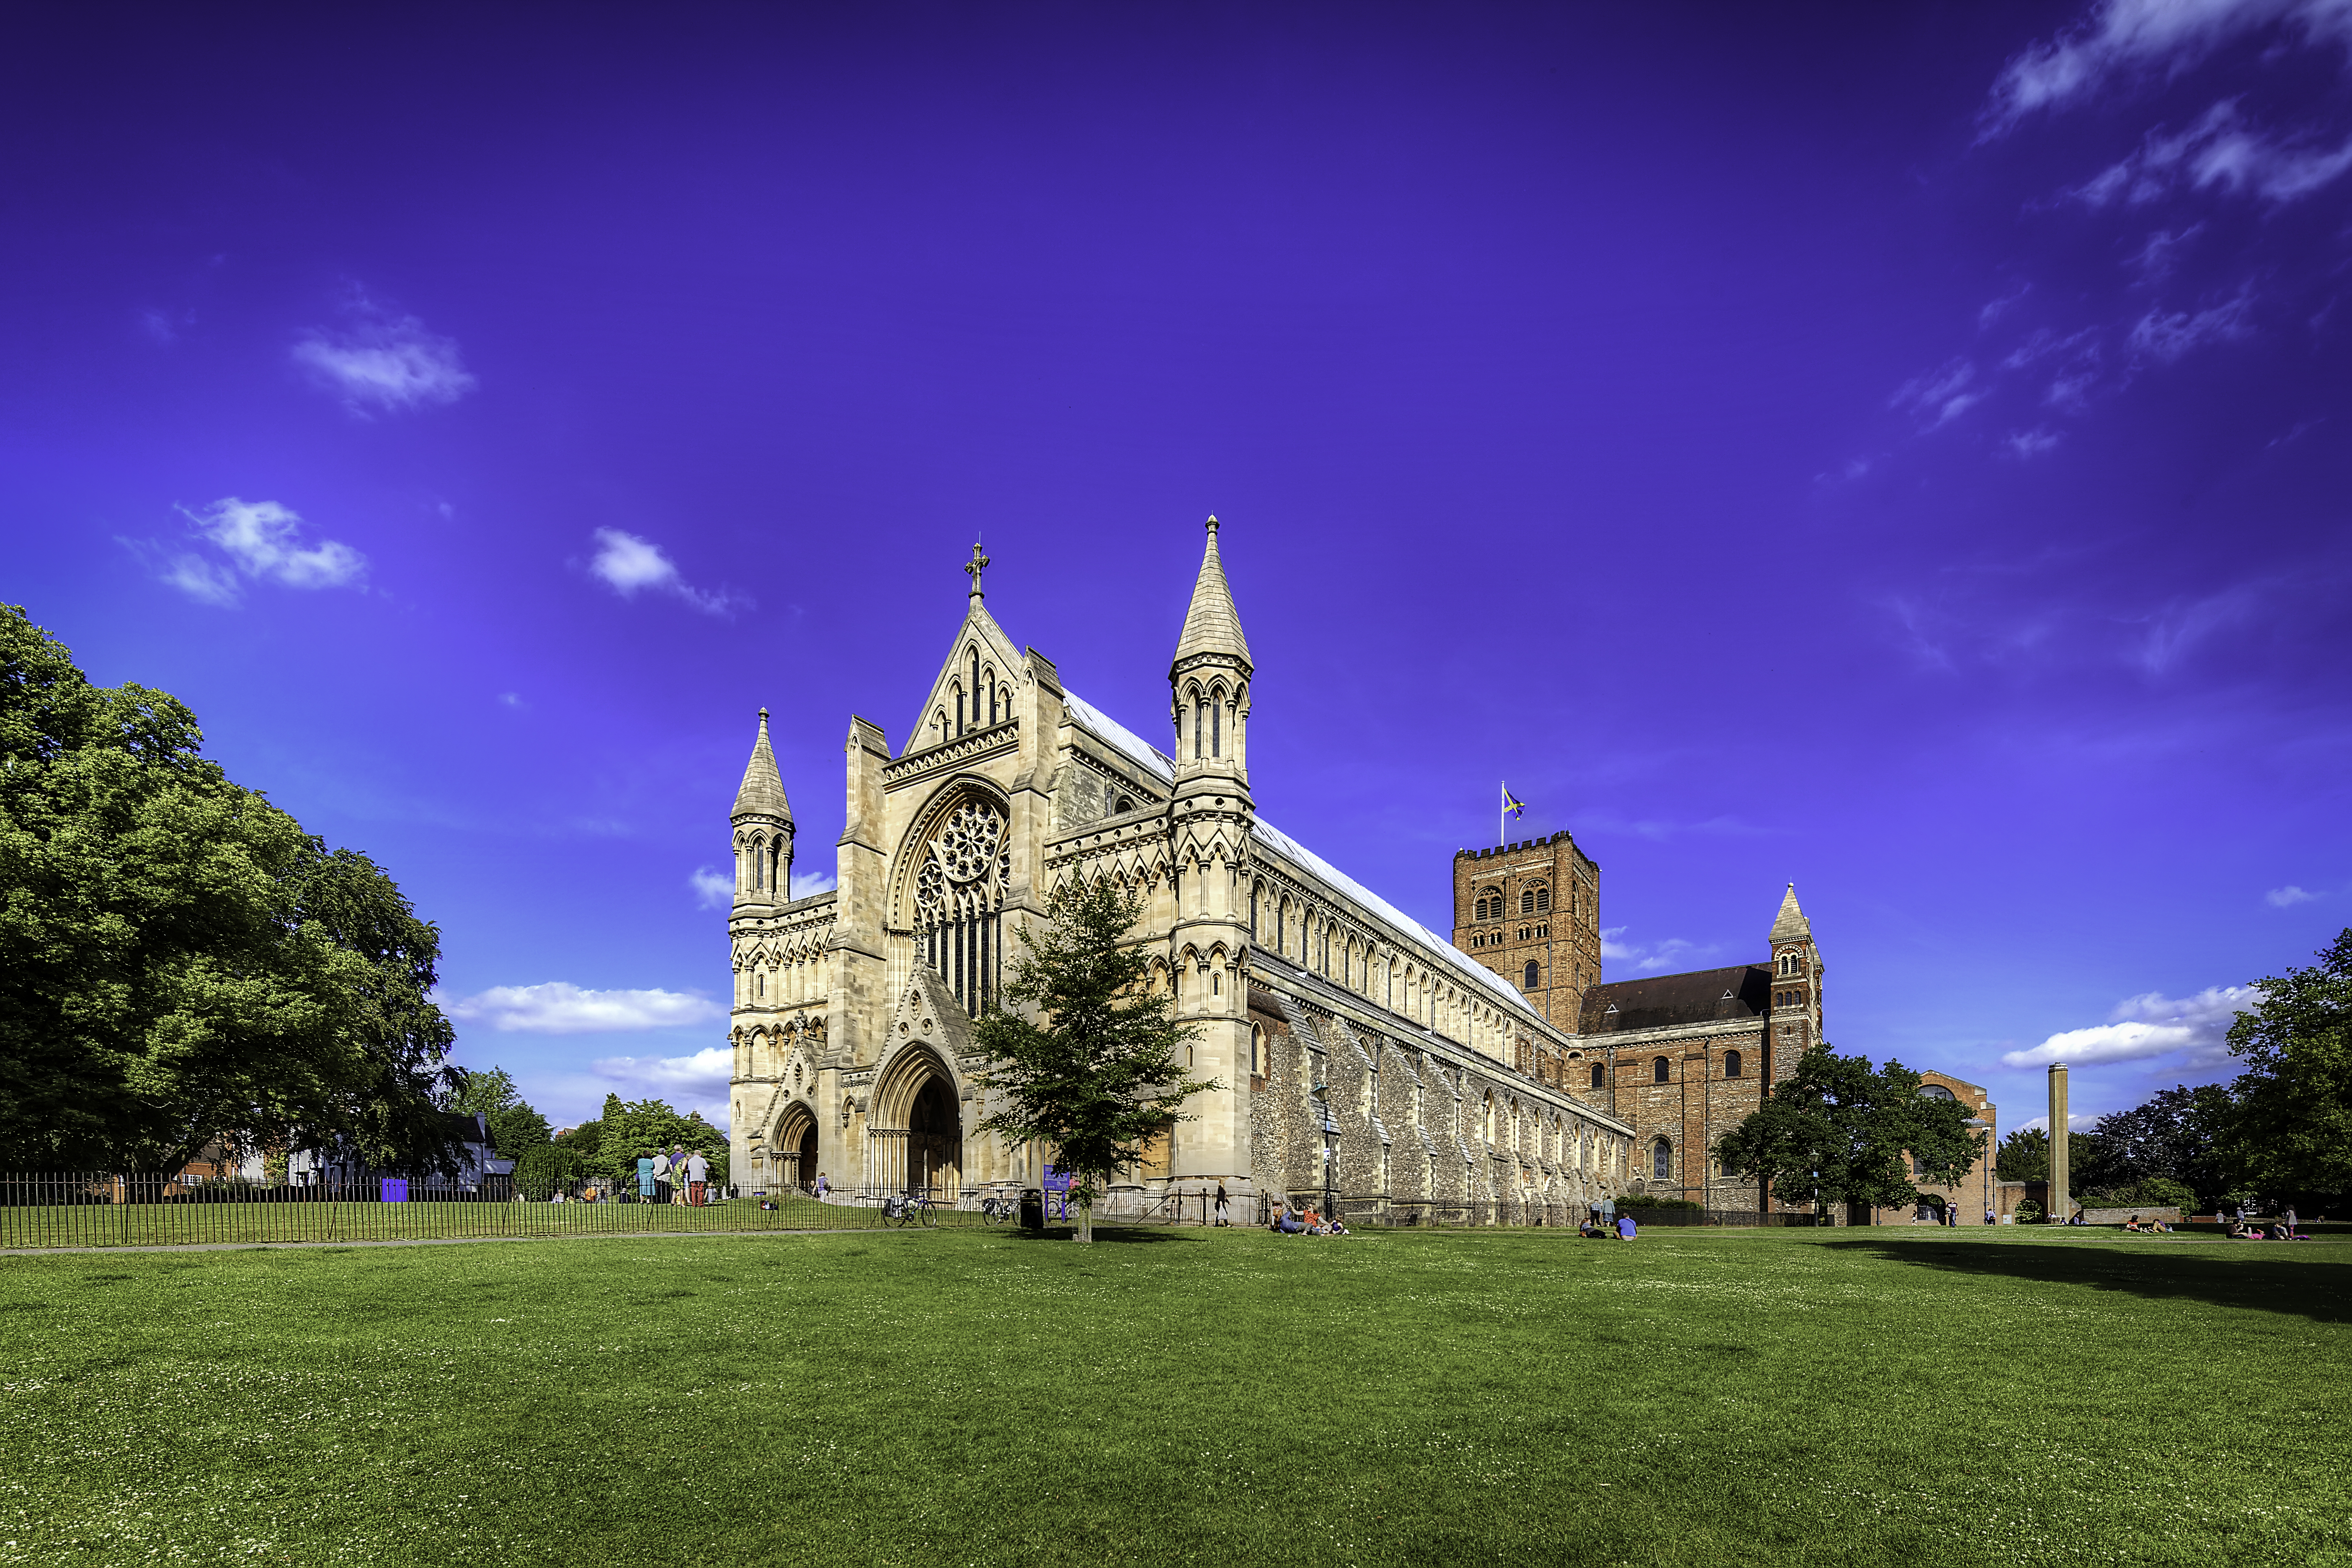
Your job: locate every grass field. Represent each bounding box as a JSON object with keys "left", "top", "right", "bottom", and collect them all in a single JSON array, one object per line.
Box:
[{"left": 2, "top": 1228, "right": 2345, "bottom": 1568}]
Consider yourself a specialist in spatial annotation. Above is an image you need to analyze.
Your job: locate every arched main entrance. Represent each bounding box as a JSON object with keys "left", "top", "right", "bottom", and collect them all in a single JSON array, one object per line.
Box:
[
  {"left": 872, "top": 1046, "right": 963, "bottom": 1196},
  {"left": 908, "top": 1078, "right": 959, "bottom": 1194}
]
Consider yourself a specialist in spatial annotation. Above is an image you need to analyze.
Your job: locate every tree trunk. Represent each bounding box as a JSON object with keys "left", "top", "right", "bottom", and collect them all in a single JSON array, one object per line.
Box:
[{"left": 1077, "top": 1189, "right": 1094, "bottom": 1243}]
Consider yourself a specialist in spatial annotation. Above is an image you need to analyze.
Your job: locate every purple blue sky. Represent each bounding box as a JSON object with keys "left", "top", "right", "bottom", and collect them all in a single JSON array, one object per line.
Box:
[{"left": 5, "top": 2, "right": 2348, "bottom": 1134}]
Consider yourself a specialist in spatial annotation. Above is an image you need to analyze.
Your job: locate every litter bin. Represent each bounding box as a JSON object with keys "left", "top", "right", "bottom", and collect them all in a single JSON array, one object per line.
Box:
[{"left": 1019, "top": 1188, "right": 1044, "bottom": 1232}]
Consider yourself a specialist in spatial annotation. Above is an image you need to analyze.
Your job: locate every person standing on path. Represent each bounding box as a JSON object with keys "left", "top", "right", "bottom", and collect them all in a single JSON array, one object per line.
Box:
[
  {"left": 685, "top": 1149, "right": 709, "bottom": 1207},
  {"left": 1214, "top": 1184, "right": 1230, "bottom": 1227}
]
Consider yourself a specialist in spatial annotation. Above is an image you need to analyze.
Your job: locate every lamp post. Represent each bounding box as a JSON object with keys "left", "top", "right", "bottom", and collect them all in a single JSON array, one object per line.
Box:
[{"left": 1313, "top": 1082, "right": 1338, "bottom": 1223}]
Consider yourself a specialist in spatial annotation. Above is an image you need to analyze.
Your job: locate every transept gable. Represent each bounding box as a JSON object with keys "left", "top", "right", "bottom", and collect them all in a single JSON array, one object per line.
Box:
[{"left": 905, "top": 598, "right": 1027, "bottom": 757}]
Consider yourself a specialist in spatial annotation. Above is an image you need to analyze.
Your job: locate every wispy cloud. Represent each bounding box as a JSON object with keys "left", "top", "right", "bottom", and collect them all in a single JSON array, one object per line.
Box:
[
  {"left": 588, "top": 528, "right": 743, "bottom": 616},
  {"left": 293, "top": 291, "right": 475, "bottom": 414},
  {"left": 2078, "top": 101, "right": 2352, "bottom": 208},
  {"left": 792, "top": 869, "right": 837, "bottom": 898},
  {"left": 143, "top": 498, "right": 367, "bottom": 607},
  {"left": 444, "top": 981, "right": 725, "bottom": 1034},
  {"left": 2014, "top": 1113, "right": 2105, "bottom": 1134},
  {"left": 2128, "top": 287, "right": 2255, "bottom": 362},
  {"left": 1891, "top": 358, "right": 1984, "bottom": 430},
  {"left": 2266, "top": 884, "right": 2320, "bottom": 907},
  {"left": 2006, "top": 427, "right": 2063, "bottom": 458},
  {"left": 2000, "top": 985, "right": 2257, "bottom": 1069},
  {"left": 590, "top": 1047, "right": 733, "bottom": 1127},
  {"left": 1599, "top": 927, "right": 1712, "bottom": 974},
  {"left": 1982, "top": 0, "right": 2352, "bottom": 136},
  {"left": 2131, "top": 581, "right": 2263, "bottom": 673}
]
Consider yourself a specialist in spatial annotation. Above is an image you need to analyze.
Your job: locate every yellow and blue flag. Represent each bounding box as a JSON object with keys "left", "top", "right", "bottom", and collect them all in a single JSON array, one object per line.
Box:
[{"left": 1502, "top": 783, "right": 1526, "bottom": 820}]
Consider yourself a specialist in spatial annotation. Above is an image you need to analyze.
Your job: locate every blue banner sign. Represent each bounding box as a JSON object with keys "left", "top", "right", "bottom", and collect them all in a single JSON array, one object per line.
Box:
[{"left": 382, "top": 1178, "right": 409, "bottom": 1204}]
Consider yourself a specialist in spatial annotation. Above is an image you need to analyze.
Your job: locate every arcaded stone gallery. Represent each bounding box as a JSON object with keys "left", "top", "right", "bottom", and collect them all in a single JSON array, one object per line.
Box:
[{"left": 722, "top": 520, "right": 1943, "bottom": 1218}]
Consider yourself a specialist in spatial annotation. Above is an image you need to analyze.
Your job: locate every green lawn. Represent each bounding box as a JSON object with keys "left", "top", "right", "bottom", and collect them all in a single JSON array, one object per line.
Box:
[{"left": 1, "top": 1228, "right": 2345, "bottom": 1567}]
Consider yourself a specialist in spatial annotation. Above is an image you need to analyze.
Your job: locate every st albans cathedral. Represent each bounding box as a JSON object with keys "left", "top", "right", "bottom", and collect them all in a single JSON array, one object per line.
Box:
[{"left": 722, "top": 520, "right": 1994, "bottom": 1220}]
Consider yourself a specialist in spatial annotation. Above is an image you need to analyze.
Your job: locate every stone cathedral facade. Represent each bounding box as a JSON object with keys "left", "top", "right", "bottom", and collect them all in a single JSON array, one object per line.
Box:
[{"left": 723, "top": 521, "right": 1645, "bottom": 1213}]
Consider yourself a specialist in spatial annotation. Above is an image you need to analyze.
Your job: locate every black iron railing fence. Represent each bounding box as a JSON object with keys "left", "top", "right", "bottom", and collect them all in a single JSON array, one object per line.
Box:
[
  {"left": 0, "top": 1173, "right": 1818, "bottom": 1249},
  {"left": 0, "top": 1173, "right": 1031, "bottom": 1249}
]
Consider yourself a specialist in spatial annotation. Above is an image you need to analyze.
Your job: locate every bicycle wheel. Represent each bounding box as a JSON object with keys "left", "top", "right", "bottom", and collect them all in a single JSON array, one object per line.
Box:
[{"left": 918, "top": 1200, "right": 939, "bottom": 1228}]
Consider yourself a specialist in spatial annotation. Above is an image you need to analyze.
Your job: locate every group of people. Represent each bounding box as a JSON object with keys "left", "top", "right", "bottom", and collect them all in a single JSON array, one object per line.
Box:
[
  {"left": 2120, "top": 1215, "right": 2176, "bottom": 1233},
  {"left": 634, "top": 1146, "right": 713, "bottom": 1206},
  {"left": 1579, "top": 1212, "right": 1638, "bottom": 1240},
  {"left": 1269, "top": 1203, "right": 1349, "bottom": 1236},
  {"left": 2225, "top": 1205, "right": 2309, "bottom": 1240}
]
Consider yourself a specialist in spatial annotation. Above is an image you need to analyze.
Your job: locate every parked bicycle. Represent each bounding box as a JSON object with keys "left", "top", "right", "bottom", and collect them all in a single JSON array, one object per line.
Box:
[
  {"left": 980, "top": 1191, "right": 1020, "bottom": 1225},
  {"left": 881, "top": 1190, "right": 938, "bottom": 1228}
]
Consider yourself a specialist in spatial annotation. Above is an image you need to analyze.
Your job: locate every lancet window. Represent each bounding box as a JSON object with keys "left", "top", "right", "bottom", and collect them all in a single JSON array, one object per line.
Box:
[{"left": 915, "top": 799, "right": 1011, "bottom": 1017}]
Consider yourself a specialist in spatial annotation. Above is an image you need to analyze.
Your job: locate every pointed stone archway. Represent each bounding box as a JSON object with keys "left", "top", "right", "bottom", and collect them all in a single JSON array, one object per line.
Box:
[
  {"left": 771, "top": 1100, "right": 820, "bottom": 1193},
  {"left": 870, "top": 1044, "right": 963, "bottom": 1197}
]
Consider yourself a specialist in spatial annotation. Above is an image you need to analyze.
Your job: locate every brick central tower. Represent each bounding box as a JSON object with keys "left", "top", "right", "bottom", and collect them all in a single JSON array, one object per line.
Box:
[{"left": 1451, "top": 830, "right": 1602, "bottom": 1043}]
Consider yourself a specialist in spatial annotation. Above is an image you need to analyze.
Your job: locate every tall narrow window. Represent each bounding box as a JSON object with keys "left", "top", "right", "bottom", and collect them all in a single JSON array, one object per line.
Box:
[
  {"left": 1248, "top": 882, "right": 1259, "bottom": 939},
  {"left": 1653, "top": 1139, "right": 1672, "bottom": 1181},
  {"left": 1589, "top": 1063, "right": 1606, "bottom": 1090},
  {"left": 1653, "top": 1055, "right": 1670, "bottom": 1083},
  {"left": 1535, "top": 886, "right": 1550, "bottom": 911},
  {"left": 1724, "top": 1050, "right": 1743, "bottom": 1078},
  {"left": 1523, "top": 960, "right": 1539, "bottom": 989},
  {"left": 1193, "top": 699, "right": 1204, "bottom": 759},
  {"left": 1211, "top": 697, "right": 1222, "bottom": 758}
]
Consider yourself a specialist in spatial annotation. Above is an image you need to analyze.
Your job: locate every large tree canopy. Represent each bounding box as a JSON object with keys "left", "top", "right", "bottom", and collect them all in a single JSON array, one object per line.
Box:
[
  {"left": 972, "top": 878, "right": 1213, "bottom": 1242},
  {"left": 0, "top": 604, "right": 459, "bottom": 1173},
  {"left": 2226, "top": 929, "right": 2352, "bottom": 1200},
  {"left": 1714, "top": 1047, "right": 1981, "bottom": 1217}
]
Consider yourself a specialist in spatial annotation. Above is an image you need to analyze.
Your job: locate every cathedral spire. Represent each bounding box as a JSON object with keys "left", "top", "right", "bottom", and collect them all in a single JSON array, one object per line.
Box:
[
  {"left": 1171, "top": 515, "right": 1252, "bottom": 672},
  {"left": 963, "top": 539, "right": 990, "bottom": 605},
  {"left": 1770, "top": 882, "right": 1811, "bottom": 944},
  {"left": 731, "top": 708, "right": 792, "bottom": 824}
]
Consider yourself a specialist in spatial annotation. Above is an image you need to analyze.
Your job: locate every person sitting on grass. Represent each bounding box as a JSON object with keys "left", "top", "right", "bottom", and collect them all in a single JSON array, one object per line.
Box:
[
  {"left": 1615, "top": 1213, "right": 1637, "bottom": 1240},
  {"left": 2123, "top": 1215, "right": 2142, "bottom": 1232},
  {"left": 1274, "top": 1206, "right": 1305, "bottom": 1235},
  {"left": 1327, "top": 1216, "right": 1350, "bottom": 1237}
]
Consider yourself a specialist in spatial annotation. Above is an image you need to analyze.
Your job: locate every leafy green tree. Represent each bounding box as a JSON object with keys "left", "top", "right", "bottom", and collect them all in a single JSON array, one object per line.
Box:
[
  {"left": 1995, "top": 1126, "right": 2048, "bottom": 1183},
  {"left": 2092, "top": 1085, "right": 2236, "bottom": 1203},
  {"left": 1714, "top": 1046, "right": 1981, "bottom": 1220},
  {"left": 971, "top": 878, "right": 1214, "bottom": 1243},
  {"left": 590, "top": 1096, "right": 728, "bottom": 1193},
  {"left": 2225, "top": 929, "right": 2352, "bottom": 1201},
  {"left": 0, "top": 604, "right": 460, "bottom": 1174},
  {"left": 512, "top": 1141, "right": 585, "bottom": 1201},
  {"left": 450, "top": 1065, "right": 552, "bottom": 1157}
]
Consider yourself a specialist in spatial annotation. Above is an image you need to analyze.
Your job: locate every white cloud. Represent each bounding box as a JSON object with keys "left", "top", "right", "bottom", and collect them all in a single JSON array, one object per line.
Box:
[
  {"left": 588, "top": 528, "right": 741, "bottom": 616},
  {"left": 1599, "top": 928, "right": 1708, "bottom": 974},
  {"left": 293, "top": 295, "right": 474, "bottom": 414},
  {"left": 2266, "top": 884, "right": 2320, "bottom": 907},
  {"left": 2007, "top": 427, "right": 2063, "bottom": 458},
  {"left": 2014, "top": 1113, "right": 2106, "bottom": 1134},
  {"left": 2129, "top": 288, "right": 2255, "bottom": 361},
  {"left": 792, "top": 869, "right": 837, "bottom": 898},
  {"left": 1891, "top": 358, "right": 1984, "bottom": 429},
  {"left": 444, "top": 981, "right": 725, "bottom": 1034},
  {"left": 2132, "top": 581, "right": 2262, "bottom": 673},
  {"left": 690, "top": 867, "right": 734, "bottom": 910},
  {"left": 1983, "top": 0, "right": 2352, "bottom": 135},
  {"left": 1979, "top": 283, "right": 2033, "bottom": 329},
  {"left": 2078, "top": 101, "right": 2352, "bottom": 208},
  {"left": 590, "top": 1047, "right": 734, "bottom": 1127},
  {"left": 152, "top": 498, "right": 367, "bottom": 606},
  {"left": 2001, "top": 985, "right": 2258, "bottom": 1069}
]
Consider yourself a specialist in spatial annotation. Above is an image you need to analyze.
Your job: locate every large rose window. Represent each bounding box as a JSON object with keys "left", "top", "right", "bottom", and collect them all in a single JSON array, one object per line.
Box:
[{"left": 916, "top": 801, "right": 1009, "bottom": 1015}]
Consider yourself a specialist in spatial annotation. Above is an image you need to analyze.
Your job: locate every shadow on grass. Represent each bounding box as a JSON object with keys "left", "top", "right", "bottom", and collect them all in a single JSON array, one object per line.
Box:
[
  {"left": 1005, "top": 1225, "right": 1195, "bottom": 1246},
  {"left": 1823, "top": 1237, "right": 2349, "bottom": 1324}
]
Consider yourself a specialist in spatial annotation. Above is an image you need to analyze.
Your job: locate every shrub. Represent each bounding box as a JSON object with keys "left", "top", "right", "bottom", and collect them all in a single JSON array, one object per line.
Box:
[{"left": 2014, "top": 1200, "right": 2043, "bottom": 1225}]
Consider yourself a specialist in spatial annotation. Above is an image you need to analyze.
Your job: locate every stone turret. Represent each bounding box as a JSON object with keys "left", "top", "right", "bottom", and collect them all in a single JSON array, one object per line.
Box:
[
  {"left": 1767, "top": 882, "right": 1821, "bottom": 1073},
  {"left": 1167, "top": 515, "right": 1254, "bottom": 1188},
  {"left": 731, "top": 708, "right": 794, "bottom": 905},
  {"left": 1170, "top": 515, "right": 1253, "bottom": 786}
]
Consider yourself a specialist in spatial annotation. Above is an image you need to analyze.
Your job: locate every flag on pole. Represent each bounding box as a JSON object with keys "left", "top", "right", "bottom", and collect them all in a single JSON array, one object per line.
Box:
[{"left": 1501, "top": 781, "right": 1526, "bottom": 845}]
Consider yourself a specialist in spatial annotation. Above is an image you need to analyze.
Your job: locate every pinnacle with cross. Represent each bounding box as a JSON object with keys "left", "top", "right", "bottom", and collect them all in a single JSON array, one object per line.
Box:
[{"left": 964, "top": 539, "right": 990, "bottom": 600}]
